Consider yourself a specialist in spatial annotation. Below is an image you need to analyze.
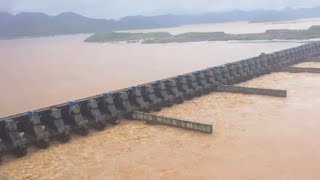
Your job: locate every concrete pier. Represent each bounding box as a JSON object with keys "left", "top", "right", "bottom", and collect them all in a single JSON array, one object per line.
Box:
[
  {"left": 304, "top": 57, "right": 320, "bottom": 62},
  {"left": 283, "top": 67, "right": 320, "bottom": 74},
  {"left": 216, "top": 85, "right": 287, "bottom": 97},
  {"left": 0, "top": 42, "right": 318, "bottom": 161},
  {"left": 132, "top": 111, "right": 213, "bottom": 134}
]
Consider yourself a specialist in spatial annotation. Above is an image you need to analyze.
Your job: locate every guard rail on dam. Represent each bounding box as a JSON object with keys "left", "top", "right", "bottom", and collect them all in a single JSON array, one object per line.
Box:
[{"left": 0, "top": 42, "right": 320, "bottom": 162}]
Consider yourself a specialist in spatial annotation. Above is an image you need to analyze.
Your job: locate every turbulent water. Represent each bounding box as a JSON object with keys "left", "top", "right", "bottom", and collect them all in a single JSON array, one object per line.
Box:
[
  {"left": 0, "top": 62, "right": 320, "bottom": 180},
  {"left": 0, "top": 20, "right": 320, "bottom": 179}
]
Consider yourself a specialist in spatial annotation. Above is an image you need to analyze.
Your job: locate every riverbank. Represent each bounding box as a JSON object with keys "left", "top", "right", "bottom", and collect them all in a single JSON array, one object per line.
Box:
[{"left": 85, "top": 25, "right": 320, "bottom": 43}]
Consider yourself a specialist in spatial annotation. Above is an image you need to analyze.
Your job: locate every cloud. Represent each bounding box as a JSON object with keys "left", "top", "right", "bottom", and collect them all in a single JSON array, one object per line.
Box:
[{"left": 2, "top": 0, "right": 320, "bottom": 18}]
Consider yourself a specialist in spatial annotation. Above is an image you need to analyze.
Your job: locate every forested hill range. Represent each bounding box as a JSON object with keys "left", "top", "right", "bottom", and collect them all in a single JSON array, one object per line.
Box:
[{"left": 2, "top": 7, "right": 320, "bottom": 39}]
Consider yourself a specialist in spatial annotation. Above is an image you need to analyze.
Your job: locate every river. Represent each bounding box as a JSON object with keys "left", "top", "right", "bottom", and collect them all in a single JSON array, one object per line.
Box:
[
  {"left": 0, "top": 19, "right": 320, "bottom": 179},
  {"left": 120, "top": 17, "right": 320, "bottom": 34},
  {"left": 0, "top": 36, "right": 301, "bottom": 118},
  {"left": 0, "top": 62, "right": 320, "bottom": 180}
]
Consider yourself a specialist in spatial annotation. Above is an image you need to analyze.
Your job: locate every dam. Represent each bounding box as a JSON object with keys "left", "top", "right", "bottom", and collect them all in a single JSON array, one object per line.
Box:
[{"left": 0, "top": 41, "right": 319, "bottom": 164}]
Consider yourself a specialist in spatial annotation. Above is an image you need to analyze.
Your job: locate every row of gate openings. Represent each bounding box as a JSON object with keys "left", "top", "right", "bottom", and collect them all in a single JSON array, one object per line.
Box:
[{"left": 0, "top": 42, "right": 319, "bottom": 160}]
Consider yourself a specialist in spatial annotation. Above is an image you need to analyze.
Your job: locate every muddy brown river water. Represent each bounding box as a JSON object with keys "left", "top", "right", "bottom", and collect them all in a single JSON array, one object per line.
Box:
[
  {"left": 0, "top": 62, "right": 319, "bottom": 180},
  {"left": 122, "top": 18, "right": 320, "bottom": 34},
  {"left": 1, "top": 19, "right": 320, "bottom": 179},
  {"left": 0, "top": 35, "right": 300, "bottom": 117}
]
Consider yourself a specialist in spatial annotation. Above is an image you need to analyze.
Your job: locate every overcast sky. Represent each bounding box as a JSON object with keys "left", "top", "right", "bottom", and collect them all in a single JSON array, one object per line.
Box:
[{"left": 1, "top": 0, "right": 320, "bottom": 19}]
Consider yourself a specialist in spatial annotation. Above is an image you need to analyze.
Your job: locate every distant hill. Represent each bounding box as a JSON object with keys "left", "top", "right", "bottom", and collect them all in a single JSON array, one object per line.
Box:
[
  {"left": 2, "top": 7, "right": 320, "bottom": 39},
  {"left": 0, "top": 12, "right": 117, "bottom": 38}
]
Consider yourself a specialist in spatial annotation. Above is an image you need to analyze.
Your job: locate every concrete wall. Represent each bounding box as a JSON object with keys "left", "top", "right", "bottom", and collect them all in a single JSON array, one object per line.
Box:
[
  {"left": 216, "top": 85, "right": 287, "bottom": 97},
  {"left": 283, "top": 67, "right": 320, "bottom": 74},
  {"left": 132, "top": 111, "right": 213, "bottom": 134}
]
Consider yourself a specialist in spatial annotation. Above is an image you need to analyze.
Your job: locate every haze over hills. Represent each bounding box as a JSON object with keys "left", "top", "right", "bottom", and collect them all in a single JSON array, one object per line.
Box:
[{"left": 1, "top": 7, "right": 320, "bottom": 39}]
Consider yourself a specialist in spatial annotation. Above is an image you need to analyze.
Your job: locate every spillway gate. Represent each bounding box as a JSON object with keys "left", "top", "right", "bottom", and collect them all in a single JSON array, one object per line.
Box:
[{"left": 0, "top": 42, "right": 320, "bottom": 163}]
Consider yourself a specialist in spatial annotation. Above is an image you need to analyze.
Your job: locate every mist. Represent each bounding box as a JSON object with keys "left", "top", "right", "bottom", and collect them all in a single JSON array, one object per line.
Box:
[{"left": 2, "top": 0, "right": 320, "bottom": 19}]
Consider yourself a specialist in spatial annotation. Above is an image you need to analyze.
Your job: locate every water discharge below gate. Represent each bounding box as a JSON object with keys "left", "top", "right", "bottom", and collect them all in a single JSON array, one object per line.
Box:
[
  {"left": 0, "top": 62, "right": 319, "bottom": 180},
  {"left": 1, "top": 19, "right": 320, "bottom": 179}
]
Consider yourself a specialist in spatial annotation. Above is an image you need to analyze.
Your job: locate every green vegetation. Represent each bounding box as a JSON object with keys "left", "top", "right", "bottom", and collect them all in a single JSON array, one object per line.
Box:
[
  {"left": 84, "top": 32, "right": 172, "bottom": 43},
  {"left": 85, "top": 26, "right": 320, "bottom": 44}
]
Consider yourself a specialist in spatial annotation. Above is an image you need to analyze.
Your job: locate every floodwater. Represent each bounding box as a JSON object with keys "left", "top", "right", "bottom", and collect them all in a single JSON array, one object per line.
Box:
[
  {"left": 1, "top": 19, "right": 320, "bottom": 179},
  {"left": 121, "top": 18, "right": 320, "bottom": 35},
  {"left": 0, "top": 35, "right": 300, "bottom": 117},
  {"left": 0, "top": 62, "right": 319, "bottom": 180}
]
